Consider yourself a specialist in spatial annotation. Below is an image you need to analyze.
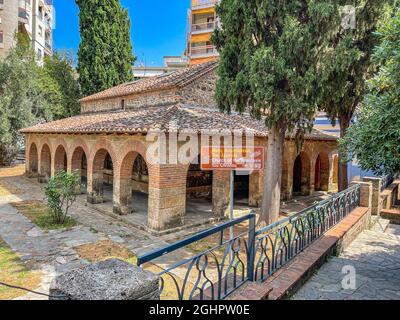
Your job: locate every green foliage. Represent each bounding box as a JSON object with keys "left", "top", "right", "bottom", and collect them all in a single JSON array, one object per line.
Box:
[
  {"left": 42, "top": 52, "right": 81, "bottom": 119},
  {"left": 76, "top": 0, "right": 136, "bottom": 96},
  {"left": 318, "top": 0, "right": 391, "bottom": 130},
  {"left": 0, "top": 33, "right": 38, "bottom": 165},
  {"left": 0, "top": 34, "right": 80, "bottom": 165},
  {"left": 44, "top": 171, "right": 81, "bottom": 224},
  {"left": 212, "top": 0, "right": 340, "bottom": 136},
  {"left": 341, "top": 9, "right": 400, "bottom": 175}
]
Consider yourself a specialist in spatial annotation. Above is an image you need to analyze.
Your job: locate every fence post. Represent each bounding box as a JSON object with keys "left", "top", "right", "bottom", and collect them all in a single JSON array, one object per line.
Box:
[
  {"left": 362, "top": 177, "right": 381, "bottom": 215},
  {"left": 247, "top": 214, "right": 256, "bottom": 282}
]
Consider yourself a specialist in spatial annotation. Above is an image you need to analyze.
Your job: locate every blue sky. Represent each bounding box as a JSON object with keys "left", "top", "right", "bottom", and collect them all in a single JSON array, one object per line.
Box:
[{"left": 53, "top": 0, "right": 190, "bottom": 66}]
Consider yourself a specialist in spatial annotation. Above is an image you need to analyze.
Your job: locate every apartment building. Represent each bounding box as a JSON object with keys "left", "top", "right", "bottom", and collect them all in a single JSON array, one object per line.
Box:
[
  {"left": 186, "top": 0, "right": 219, "bottom": 65},
  {"left": 0, "top": 0, "right": 53, "bottom": 62}
]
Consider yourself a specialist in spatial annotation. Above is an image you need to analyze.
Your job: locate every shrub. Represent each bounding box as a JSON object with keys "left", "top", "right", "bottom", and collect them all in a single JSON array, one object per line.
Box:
[{"left": 44, "top": 171, "right": 80, "bottom": 224}]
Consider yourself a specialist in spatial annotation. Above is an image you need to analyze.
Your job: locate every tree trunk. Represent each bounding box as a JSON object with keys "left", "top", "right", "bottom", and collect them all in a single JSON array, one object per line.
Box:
[
  {"left": 260, "top": 122, "right": 287, "bottom": 225},
  {"left": 338, "top": 115, "right": 350, "bottom": 191}
]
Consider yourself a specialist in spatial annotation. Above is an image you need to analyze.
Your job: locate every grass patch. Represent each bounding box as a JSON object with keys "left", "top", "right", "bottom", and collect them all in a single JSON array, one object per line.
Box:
[
  {"left": 10, "top": 201, "right": 77, "bottom": 231},
  {"left": 0, "top": 239, "right": 41, "bottom": 300},
  {"left": 74, "top": 240, "right": 137, "bottom": 265}
]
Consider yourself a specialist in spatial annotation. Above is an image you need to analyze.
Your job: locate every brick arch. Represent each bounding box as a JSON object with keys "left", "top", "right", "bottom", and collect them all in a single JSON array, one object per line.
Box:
[
  {"left": 89, "top": 139, "right": 118, "bottom": 166},
  {"left": 71, "top": 146, "right": 88, "bottom": 183},
  {"left": 54, "top": 144, "right": 67, "bottom": 174},
  {"left": 87, "top": 147, "right": 115, "bottom": 204},
  {"left": 68, "top": 138, "right": 90, "bottom": 161},
  {"left": 27, "top": 142, "right": 39, "bottom": 175},
  {"left": 292, "top": 151, "right": 311, "bottom": 195},
  {"left": 39, "top": 143, "right": 51, "bottom": 182},
  {"left": 314, "top": 151, "right": 330, "bottom": 192},
  {"left": 113, "top": 150, "right": 149, "bottom": 215}
]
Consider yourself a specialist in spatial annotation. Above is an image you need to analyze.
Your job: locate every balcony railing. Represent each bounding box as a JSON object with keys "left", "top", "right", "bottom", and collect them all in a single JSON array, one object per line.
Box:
[
  {"left": 190, "top": 45, "right": 218, "bottom": 57},
  {"left": 192, "top": 21, "right": 216, "bottom": 33},
  {"left": 18, "top": 8, "right": 29, "bottom": 23},
  {"left": 192, "top": 0, "right": 218, "bottom": 10}
]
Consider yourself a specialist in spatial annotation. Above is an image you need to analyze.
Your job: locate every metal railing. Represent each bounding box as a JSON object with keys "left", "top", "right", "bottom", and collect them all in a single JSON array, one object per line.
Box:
[
  {"left": 190, "top": 45, "right": 218, "bottom": 57},
  {"left": 137, "top": 184, "right": 361, "bottom": 300},
  {"left": 138, "top": 213, "right": 255, "bottom": 300},
  {"left": 192, "top": 21, "right": 216, "bottom": 33},
  {"left": 254, "top": 184, "right": 360, "bottom": 281},
  {"left": 192, "top": 0, "right": 218, "bottom": 10}
]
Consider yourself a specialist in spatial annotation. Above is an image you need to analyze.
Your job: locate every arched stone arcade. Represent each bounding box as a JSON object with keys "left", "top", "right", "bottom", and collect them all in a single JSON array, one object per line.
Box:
[{"left": 25, "top": 134, "right": 339, "bottom": 232}]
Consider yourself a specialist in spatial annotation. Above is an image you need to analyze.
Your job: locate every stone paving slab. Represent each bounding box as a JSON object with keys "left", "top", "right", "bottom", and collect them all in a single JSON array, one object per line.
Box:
[{"left": 292, "top": 224, "right": 400, "bottom": 300}]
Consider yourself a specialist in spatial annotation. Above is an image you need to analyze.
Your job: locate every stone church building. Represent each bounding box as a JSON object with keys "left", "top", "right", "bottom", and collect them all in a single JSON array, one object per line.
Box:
[{"left": 21, "top": 61, "right": 338, "bottom": 232}]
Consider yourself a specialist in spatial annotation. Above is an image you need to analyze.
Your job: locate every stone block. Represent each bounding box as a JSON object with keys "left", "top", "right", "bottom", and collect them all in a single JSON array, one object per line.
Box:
[{"left": 50, "top": 259, "right": 160, "bottom": 300}]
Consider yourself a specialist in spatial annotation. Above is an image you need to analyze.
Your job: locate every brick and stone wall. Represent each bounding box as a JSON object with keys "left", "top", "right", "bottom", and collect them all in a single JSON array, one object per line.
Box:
[
  {"left": 24, "top": 131, "right": 338, "bottom": 231},
  {"left": 80, "top": 69, "right": 218, "bottom": 114}
]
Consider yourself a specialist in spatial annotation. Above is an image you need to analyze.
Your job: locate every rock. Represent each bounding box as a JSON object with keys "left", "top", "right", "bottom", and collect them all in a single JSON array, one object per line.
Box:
[{"left": 49, "top": 259, "right": 160, "bottom": 300}]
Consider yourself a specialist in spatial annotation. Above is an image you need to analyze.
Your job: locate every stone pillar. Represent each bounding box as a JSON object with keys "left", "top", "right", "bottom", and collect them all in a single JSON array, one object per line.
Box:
[
  {"left": 147, "top": 164, "right": 186, "bottom": 231},
  {"left": 363, "top": 177, "right": 382, "bottom": 215},
  {"left": 113, "top": 174, "right": 133, "bottom": 216},
  {"left": 212, "top": 170, "right": 231, "bottom": 217},
  {"left": 249, "top": 171, "right": 263, "bottom": 207},
  {"left": 352, "top": 181, "right": 373, "bottom": 209},
  {"left": 50, "top": 259, "right": 160, "bottom": 300},
  {"left": 86, "top": 164, "right": 104, "bottom": 204},
  {"left": 38, "top": 146, "right": 51, "bottom": 183}
]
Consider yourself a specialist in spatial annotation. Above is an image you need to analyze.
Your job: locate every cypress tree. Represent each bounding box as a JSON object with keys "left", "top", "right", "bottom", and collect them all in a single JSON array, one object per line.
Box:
[
  {"left": 318, "top": 0, "right": 390, "bottom": 191},
  {"left": 212, "top": 1, "right": 341, "bottom": 224},
  {"left": 76, "top": 0, "right": 135, "bottom": 96}
]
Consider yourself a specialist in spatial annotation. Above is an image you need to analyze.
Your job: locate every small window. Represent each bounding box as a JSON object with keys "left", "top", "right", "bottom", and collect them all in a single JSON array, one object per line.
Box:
[
  {"left": 121, "top": 99, "right": 125, "bottom": 110},
  {"left": 0, "top": 31, "right": 3, "bottom": 44},
  {"left": 38, "top": 26, "right": 43, "bottom": 37}
]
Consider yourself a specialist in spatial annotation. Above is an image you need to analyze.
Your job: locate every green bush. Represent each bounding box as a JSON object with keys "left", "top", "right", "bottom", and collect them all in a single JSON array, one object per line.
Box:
[{"left": 44, "top": 171, "right": 80, "bottom": 224}]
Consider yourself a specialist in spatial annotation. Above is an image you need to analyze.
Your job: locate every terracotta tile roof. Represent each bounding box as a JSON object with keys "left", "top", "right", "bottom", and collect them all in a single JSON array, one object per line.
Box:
[
  {"left": 20, "top": 104, "right": 338, "bottom": 141},
  {"left": 80, "top": 61, "right": 219, "bottom": 103}
]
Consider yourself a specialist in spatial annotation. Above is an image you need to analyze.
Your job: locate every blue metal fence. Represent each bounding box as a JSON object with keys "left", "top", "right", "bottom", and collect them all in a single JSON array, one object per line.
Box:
[{"left": 137, "top": 184, "right": 361, "bottom": 300}]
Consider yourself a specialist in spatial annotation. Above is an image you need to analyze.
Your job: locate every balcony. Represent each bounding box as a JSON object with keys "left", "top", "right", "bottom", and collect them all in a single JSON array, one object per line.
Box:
[
  {"left": 18, "top": 8, "right": 29, "bottom": 24},
  {"left": 192, "top": 21, "right": 216, "bottom": 34},
  {"left": 191, "top": 0, "right": 218, "bottom": 10},
  {"left": 45, "top": 40, "right": 52, "bottom": 53},
  {"left": 190, "top": 45, "right": 219, "bottom": 58}
]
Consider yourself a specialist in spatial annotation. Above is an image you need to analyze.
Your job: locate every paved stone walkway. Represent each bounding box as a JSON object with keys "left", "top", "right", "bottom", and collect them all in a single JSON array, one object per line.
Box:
[{"left": 292, "top": 221, "right": 400, "bottom": 300}]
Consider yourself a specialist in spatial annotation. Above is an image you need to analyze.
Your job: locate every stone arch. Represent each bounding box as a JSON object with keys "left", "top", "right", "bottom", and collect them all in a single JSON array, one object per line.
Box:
[
  {"left": 314, "top": 152, "right": 330, "bottom": 191},
  {"left": 28, "top": 142, "right": 39, "bottom": 176},
  {"left": 114, "top": 150, "right": 149, "bottom": 216},
  {"left": 71, "top": 146, "right": 88, "bottom": 191},
  {"left": 87, "top": 148, "right": 114, "bottom": 204},
  {"left": 39, "top": 144, "right": 51, "bottom": 182},
  {"left": 185, "top": 154, "right": 213, "bottom": 215},
  {"left": 54, "top": 145, "right": 67, "bottom": 174},
  {"left": 292, "top": 151, "right": 311, "bottom": 195}
]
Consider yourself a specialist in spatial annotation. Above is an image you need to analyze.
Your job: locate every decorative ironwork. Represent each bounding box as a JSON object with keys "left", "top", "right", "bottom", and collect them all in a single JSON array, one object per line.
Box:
[
  {"left": 137, "top": 214, "right": 256, "bottom": 300},
  {"left": 137, "top": 184, "right": 361, "bottom": 300},
  {"left": 254, "top": 184, "right": 361, "bottom": 281}
]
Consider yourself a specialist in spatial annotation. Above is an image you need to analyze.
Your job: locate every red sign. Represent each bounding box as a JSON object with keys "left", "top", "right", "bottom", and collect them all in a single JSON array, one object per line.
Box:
[{"left": 201, "top": 146, "right": 265, "bottom": 171}]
